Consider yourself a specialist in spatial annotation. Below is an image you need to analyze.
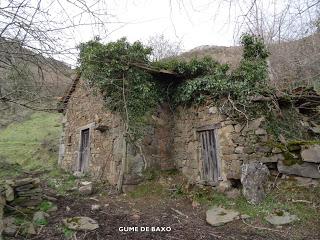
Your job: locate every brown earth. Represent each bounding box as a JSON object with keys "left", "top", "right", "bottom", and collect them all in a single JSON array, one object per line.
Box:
[{"left": 8, "top": 183, "right": 319, "bottom": 240}]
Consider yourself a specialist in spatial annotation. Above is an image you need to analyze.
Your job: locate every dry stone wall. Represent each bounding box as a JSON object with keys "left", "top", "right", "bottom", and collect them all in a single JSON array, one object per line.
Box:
[
  {"left": 60, "top": 80, "right": 174, "bottom": 185},
  {"left": 61, "top": 80, "right": 320, "bottom": 186},
  {"left": 172, "top": 103, "right": 320, "bottom": 184}
]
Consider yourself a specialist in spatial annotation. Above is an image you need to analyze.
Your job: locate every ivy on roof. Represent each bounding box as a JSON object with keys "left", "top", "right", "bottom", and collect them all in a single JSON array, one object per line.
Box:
[{"left": 78, "top": 34, "right": 270, "bottom": 139}]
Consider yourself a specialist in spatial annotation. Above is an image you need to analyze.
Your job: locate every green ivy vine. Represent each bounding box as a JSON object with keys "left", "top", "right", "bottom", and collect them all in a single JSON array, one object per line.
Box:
[{"left": 78, "top": 34, "right": 272, "bottom": 139}]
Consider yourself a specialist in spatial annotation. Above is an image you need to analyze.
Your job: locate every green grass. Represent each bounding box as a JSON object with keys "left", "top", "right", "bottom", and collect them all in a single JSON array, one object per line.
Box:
[
  {"left": 0, "top": 112, "right": 62, "bottom": 173},
  {"left": 128, "top": 181, "right": 165, "bottom": 198},
  {"left": 192, "top": 181, "right": 320, "bottom": 224},
  {"left": 38, "top": 200, "right": 56, "bottom": 212}
]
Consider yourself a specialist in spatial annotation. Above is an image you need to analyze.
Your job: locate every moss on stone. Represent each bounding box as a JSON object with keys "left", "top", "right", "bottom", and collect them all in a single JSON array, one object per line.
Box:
[{"left": 282, "top": 152, "right": 303, "bottom": 166}]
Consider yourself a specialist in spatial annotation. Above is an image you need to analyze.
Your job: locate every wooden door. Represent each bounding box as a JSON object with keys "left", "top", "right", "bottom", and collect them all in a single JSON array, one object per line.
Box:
[
  {"left": 79, "top": 128, "right": 90, "bottom": 172},
  {"left": 199, "top": 130, "right": 219, "bottom": 185}
]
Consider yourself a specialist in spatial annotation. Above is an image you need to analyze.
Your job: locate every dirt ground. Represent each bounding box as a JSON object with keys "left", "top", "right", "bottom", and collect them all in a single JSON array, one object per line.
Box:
[{"left": 8, "top": 183, "right": 319, "bottom": 240}]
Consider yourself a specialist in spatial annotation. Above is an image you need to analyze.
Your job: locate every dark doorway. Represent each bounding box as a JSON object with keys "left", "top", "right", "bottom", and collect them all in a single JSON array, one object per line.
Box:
[
  {"left": 79, "top": 128, "right": 90, "bottom": 172},
  {"left": 199, "top": 129, "right": 219, "bottom": 185}
]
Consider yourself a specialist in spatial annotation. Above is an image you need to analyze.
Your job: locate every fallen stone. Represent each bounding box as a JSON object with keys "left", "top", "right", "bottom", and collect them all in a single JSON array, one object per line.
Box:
[
  {"left": 206, "top": 206, "right": 240, "bottom": 227},
  {"left": 33, "top": 211, "right": 48, "bottom": 224},
  {"left": 47, "top": 205, "right": 58, "bottom": 212},
  {"left": 3, "top": 217, "right": 18, "bottom": 236},
  {"left": 265, "top": 211, "right": 298, "bottom": 225},
  {"left": 63, "top": 217, "right": 99, "bottom": 231},
  {"left": 293, "top": 176, "right": 319, "bottom": 187},
  {"left": 23, "top": 222, "right": 36, "bottom": 235},
  {"left": 79, "top": 183, "right": 93, "bottom": 195},
  {"left": 240, "top": 214, "right": 250, "bottom": 219},
  {"left": 255, "top": 128, "right": 267, "bottom": 135},
  {"left": 241, "top": 162, "right": 269, "bottom": 204},
  {"left": 91, "top": 204, "right": 101, "bottom": 211},
  {"left": 5, "top": 185, "right": 14, "bottom": 201},
  {"left": 278, "top": 160, "right": 320, "bottom": 179},
  {"left": 301, "top": 145, "right": 320, "bottom": 163}
]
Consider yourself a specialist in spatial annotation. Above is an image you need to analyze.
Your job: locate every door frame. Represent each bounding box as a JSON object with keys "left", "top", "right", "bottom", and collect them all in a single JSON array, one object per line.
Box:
[
  {"left": 76, "top": 122, "right": 95, "bottom": 172},
  {"left": 197, "top": 123, "right": 222, "bottom": 185}
]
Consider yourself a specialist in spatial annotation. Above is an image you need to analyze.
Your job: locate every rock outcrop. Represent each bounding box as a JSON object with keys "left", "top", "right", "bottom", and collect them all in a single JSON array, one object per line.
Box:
[{"left": 241, "top": 162, "right": 270, "bottom": 204}]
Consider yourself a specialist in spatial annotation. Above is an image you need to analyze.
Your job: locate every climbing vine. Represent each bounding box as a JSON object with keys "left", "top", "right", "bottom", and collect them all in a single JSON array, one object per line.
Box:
[{"left": 79, "top": 34, "right": 272, "bottom": 138}]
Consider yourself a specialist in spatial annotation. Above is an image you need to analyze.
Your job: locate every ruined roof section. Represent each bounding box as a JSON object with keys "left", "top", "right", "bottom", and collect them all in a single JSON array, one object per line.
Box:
[
  {"left": 57, "top": 73, "right": 81, "bottom": 113},
  {"left": 57, "top": 64, "right": 182, "bottom": 113}
]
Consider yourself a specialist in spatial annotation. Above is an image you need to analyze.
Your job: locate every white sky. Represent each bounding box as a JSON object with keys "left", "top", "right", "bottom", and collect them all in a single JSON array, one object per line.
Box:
[
  {"left": 16, "top": 0, "right": 314, "bottom": 65},
  {"left": 66, "top": 0, "right": 237, "bottom": 54}
]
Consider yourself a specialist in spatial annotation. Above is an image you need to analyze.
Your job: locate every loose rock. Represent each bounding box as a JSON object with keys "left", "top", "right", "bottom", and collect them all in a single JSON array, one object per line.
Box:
[
  {"left": 265, "top": 211, "right": 298, "bottom": 225},
  {"left": 206, "top": 206, "right": 240, "bottom": 227},
  {"left": 3, "top": 217, "right": 18, "bottom": 236},
  {"left": 91, "top": 204, "right": 101, "bottom": 211},
  {"left": 63, "top": 216, "right": 99, "bottom": 231},
  {"left": 79, "top": 182, "right": 93, "bottom": 195},
  {"left": 241, "top": 162, "right": 269, "bottom": 204}
]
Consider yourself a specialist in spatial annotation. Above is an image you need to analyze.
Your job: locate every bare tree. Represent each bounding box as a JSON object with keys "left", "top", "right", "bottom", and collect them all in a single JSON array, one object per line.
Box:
[
  {"left": 147, "top": 33, "right": 182, "bottom": 61},
  {"left": 0, "top": 0, "right": 115, "bottom": 112}
]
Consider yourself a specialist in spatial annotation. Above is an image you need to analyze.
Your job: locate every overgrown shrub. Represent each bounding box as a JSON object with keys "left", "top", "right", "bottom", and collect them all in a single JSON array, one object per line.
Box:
[{"left": 79, "top": 34, "right": 272, "bottom": 138}]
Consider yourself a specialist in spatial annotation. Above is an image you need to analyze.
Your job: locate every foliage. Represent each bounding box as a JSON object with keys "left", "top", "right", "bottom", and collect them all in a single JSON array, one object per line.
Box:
[
  {"left": 154, "top": 56, "right": 228, "bottom": 79},
  {"left": 39, "top": 200, "right": 56, "bottom": 212},
  {"left": 171, "top": 34, "right": 271, "bottom": 119},
  {"left": 79, "top": 34, "right": 271, "bottom": 136},
  {"left": 79, "top": 38, "right": 162, "bottom": 139}
]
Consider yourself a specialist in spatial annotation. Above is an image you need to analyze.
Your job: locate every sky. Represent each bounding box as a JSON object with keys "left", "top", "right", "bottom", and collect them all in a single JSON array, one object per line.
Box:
[
  {"left": 3, "top": 0, "right": 314, "bottom": 66},
  {"left": 58, "top": 0, "right": 239, "bottom": 65}
]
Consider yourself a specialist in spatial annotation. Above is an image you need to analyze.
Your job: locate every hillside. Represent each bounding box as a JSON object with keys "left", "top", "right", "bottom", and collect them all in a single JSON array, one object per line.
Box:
[
  {"left": 0, "top": 39, "right": 73, "bottom": 128},
  {"left": 180, "top": 33, "right": 320, "bottom": 90}
]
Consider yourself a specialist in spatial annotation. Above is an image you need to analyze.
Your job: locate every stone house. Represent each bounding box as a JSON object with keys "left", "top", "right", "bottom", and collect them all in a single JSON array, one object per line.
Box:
[{"left": 58, "top": 74, "right": 320, "bottom": 190}]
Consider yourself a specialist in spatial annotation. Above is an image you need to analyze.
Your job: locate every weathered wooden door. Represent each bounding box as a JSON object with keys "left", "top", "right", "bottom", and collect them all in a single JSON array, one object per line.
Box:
[
  {"left": 79, "top": 128, "right": 90, "bottom": 172},
  {"left": 199, "top": 129, "right": 219, "bottom": 185}
]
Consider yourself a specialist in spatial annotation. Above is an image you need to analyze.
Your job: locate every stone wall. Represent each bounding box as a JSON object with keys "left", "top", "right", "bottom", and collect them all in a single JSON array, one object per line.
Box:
[
  {"left": 60, "top": 80, "right": 174, "bottom": 185},
  {"left": 60, "top": 80, "right": 125, "bottom": 185},
  {"left": 172, "top": 104, "right": 275, "bottom": 184},
  {"left": 61, "top": 80, "right": 320, "bottom": 186},
  {"left": 172, "top": 103, "right": 320, "bottom": 184}
]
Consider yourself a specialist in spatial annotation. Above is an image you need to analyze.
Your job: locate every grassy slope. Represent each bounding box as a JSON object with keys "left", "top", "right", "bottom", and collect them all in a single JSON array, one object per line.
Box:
[{"left": 0, "top": 112, "right": 62, "bottom": 176}]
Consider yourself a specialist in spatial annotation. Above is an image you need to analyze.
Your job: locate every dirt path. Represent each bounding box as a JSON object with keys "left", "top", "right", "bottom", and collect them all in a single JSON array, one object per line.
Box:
[{"left": 13, "top": 191, "right": 299, "bottom": 240}]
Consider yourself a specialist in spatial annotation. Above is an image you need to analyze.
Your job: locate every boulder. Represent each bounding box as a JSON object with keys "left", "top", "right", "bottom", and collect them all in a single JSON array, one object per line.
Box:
[
  {"left": 241, "top": 162, "right": 269, "bottom": 204},
  {"left": 265, "top": 211, "right": 297, "bottom": 225},
  {"left": 278, "top": 160, "right": 320, "bottom": 179},
  {"left": 301, "top": 145, "right": 320, "bottom": 163},
  {"left": 206, "top": 206, "right": 240, "bottom": 226},
  {"left": 79, "top": 182, "right": 93, "bottom": 195},
  {"left": 63, "top": 217, "right": 99, "bottom": 231}
]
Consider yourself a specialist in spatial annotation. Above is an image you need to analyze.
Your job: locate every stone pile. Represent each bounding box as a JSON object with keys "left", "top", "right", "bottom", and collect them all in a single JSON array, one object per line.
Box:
[{"left": 0, "top": 178, "right": 42, "bottom": 207}]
